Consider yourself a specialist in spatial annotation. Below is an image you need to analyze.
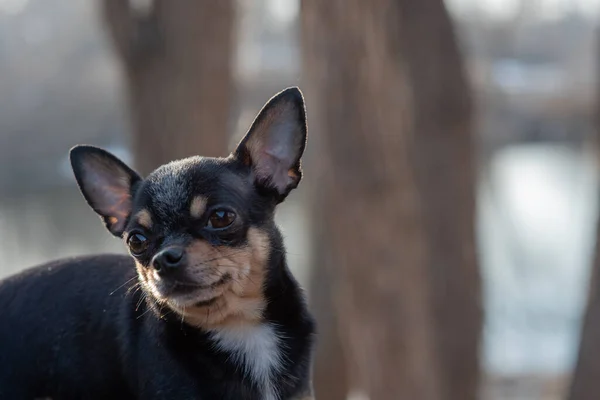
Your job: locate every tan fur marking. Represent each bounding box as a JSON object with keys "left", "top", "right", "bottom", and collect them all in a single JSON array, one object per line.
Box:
[
  {"left": 134, "top": 261, "right": 162, "bottom": 301},
  {"left": 133, "top": 228, "right": 270, "bottom": 329},
  {"left": 190, "top": 196, "right": 208, "bottom": 219},
  {"left": 135, "top": 210, "right": 153, "bottom": 229},
  {"left": 169, "top": 228, "right": 269, "bottom": 329}
]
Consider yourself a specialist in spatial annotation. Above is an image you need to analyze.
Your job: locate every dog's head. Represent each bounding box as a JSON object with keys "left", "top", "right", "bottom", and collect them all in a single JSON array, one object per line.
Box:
[{"left": 70, "top": 87, "right": 307, "bottom": 328}]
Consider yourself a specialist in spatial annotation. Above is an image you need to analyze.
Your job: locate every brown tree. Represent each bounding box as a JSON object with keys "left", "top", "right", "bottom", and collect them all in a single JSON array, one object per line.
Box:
[
  {"left": 302, "top": 0, "right": 481, "bottom": 399},
  {"left": 400, "top": 1, "right": 482, "bottom": 398},
  {"left": 102, "top": 0, "right": 234, "bottom": 174},
  {"left": 568, "top": 41, "right": 600, "bottom": 400},
  {"left": 569, "top": 257, "right": 600, "bottom": 400}
]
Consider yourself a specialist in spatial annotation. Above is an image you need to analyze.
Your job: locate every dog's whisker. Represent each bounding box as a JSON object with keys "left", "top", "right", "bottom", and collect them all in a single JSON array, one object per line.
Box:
[
  {"left": 125, "top": 282, "right": 142, "bottom": 296},
  {"left": 136, "top": 292, "right": 147, "bottom": 311},
  {"left": 109, "top": 276, "right": 138, "bottom": 296},
  {"left": 136, "top": 307, "right": 154, "bottom": 320}
]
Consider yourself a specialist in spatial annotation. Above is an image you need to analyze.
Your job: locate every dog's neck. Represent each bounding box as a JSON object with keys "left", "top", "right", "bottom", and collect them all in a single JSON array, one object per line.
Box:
[
  {"left": 210, "top": 323, "right": 282, "bottom": 400},
  {"left": 205, "top": 261, "right": 309, "bottom": 400},
  {"left": 145, "top": 249, "right": 313, "bottom": 399}
]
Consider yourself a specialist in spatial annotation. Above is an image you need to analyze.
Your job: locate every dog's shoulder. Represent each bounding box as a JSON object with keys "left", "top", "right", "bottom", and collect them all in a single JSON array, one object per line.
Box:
[
  {"left": 0, "top": 254, "right": 141, "bottom": 398},
  {"left": 0, "top": 254, "right": 138, "bottom": 317},
  {"left": 1, "top": 253, "right": 134, "bottom": 284}
]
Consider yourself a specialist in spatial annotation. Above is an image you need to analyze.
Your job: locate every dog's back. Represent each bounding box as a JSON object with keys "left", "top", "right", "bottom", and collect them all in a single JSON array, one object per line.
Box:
[{"left": 0, "top": 255, "right": 137, "bottom": 399}]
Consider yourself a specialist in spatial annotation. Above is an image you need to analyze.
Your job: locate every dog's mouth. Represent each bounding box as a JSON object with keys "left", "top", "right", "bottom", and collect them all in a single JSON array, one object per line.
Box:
[
  {"left": 153, "top": 273, "right": 232, "bottom": 305},
  {"left": 171, "top": 273, "right": 231, "bottom": 294}
]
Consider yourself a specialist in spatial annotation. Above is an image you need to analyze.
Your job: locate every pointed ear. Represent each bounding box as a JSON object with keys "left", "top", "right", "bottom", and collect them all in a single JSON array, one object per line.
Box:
[
  {"left": 70, "top": 145, "right": 141, "bottom": 237},
  {"left": 233, "top": 87, "right": 307, "bottom": 201}
]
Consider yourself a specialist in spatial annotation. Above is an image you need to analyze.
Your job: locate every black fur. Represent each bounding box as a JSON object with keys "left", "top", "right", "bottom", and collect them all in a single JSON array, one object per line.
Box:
[{"left": 0, "top": 87, "right": 316, "bottom": 399}]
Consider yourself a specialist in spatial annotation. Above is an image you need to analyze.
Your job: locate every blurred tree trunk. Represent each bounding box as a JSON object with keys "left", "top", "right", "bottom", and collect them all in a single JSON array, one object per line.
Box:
[
  {"left": 307, "top": 225, "right": 350, "bottom": 399},
  {"left": 570, "top": 257, "right": 600, "bottom": 400},
  {"left": 568, "top": 40, "right": 600, "bottom": 399},
  {"left": 302, "top": 0, "right": 480, "bottom": 399},
  {"left": 399, "top": 1, "right": 482, "bottom": 399},
  {"left": 102, "top": 0, "right": 233, "bottom": 175}
]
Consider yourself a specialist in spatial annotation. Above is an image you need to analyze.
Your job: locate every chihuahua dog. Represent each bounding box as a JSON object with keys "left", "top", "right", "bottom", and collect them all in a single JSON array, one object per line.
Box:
[{"left": 0, "top": 87, "right": 315, "bottom": 399}]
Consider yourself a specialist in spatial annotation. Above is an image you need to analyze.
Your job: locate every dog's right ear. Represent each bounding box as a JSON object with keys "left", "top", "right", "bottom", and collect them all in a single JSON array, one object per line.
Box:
[
  {"left": 70, "top": 145, "right": 141, "bottom": 237},
  {"left": 233, "top": 87, "right": 307, "bottom": 202}
]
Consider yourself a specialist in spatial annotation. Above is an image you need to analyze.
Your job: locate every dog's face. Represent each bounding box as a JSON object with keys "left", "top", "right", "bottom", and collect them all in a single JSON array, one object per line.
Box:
[{"left": 70, "top": 88, "right": 307, "bottom": 328}]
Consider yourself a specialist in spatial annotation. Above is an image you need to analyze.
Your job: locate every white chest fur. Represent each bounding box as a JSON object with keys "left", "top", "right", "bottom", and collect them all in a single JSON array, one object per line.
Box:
[{"left": 210, "top": 324, "right": 283, "bottom": 400}]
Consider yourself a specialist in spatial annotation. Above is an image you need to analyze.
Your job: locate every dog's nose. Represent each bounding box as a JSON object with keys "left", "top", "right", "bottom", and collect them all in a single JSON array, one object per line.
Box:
[{"left": 152, "top": 247, "right": 184, "bottom": 273}]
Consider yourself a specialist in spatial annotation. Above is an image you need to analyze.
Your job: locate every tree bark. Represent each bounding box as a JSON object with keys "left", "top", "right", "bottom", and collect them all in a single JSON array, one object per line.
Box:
[
  {"left": 568, "top": 37, "right": 600, "bottom": 400},
  {"left": 302, "top": 0, "right": 480, "bottom": 399},
  {"left": 307, "top": 224, "right": 350, "bottom": 400},
  {"left": 398, "top": 1, "right": 482, "bottom": 399},
  {"left": 102, "top": 0, "right": 234, "bottom": 175},
  {"left": 302, "top": 1, "right": 442, "bottom": 398},
  {"left": 570, "top": 256, "right": 600, "bottom": 400}
]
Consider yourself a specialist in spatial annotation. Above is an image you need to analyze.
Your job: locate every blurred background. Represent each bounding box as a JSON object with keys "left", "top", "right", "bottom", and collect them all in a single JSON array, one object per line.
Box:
[{"left": 0, "top": 0, "right": 599, "bottom": 399}]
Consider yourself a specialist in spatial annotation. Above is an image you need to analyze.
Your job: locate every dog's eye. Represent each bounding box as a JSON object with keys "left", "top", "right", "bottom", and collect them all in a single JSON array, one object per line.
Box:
[
  {"left": 127, "top": 233, "right": 149, "bottom": 255},
  {"left": 206, "top": 210, "right": 236, "bottom": 230}
]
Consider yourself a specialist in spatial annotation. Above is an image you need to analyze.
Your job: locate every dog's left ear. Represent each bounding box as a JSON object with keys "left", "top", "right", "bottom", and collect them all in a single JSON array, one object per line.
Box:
[
  {"left": 233, "top": 87, "right": 307, "bottom": 201},
  {"left": 70, "top": 145, "right": 141, "bottom": 237}
]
